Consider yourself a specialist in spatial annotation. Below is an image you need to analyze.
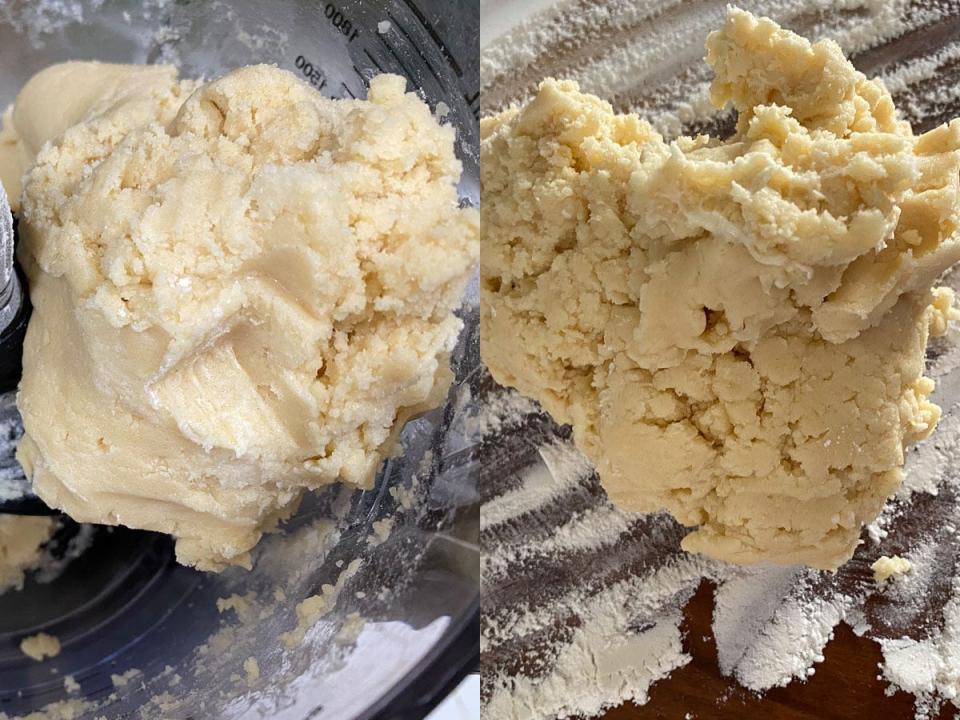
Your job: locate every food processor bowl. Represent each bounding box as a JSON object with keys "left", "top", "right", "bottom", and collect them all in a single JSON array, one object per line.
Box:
[{"left": 0, "top": 1, "right": 479, "bottom": 718}]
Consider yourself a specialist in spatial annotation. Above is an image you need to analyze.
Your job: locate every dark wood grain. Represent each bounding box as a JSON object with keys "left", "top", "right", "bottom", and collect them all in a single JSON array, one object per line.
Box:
[{"left": 603, "top": 581, "right": 956, "bottom": 720}]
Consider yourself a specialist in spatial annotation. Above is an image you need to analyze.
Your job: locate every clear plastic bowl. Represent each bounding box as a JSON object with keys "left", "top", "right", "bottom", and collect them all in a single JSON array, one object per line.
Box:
[{"left": 0, "top": 2, "right": 478, "bottom": 718}]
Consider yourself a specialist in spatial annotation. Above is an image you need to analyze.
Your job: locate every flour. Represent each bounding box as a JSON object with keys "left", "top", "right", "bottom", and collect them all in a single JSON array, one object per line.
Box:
[
  {"left": 481, "top": 503, "right": 636, "bottom": 582},
  {"left": 484, "top": 548, "right": 718, "bottom": 718},
  {"left": 463, "top": 388, "right": 541, "bottom": 440},
  {"left": 712, "top": 569, "right": 851, "bottom": 690},
  {"left": 481, "top": 442, "right": 594, "bottom": 531},
  {"left": 482, "top": 0, "right": 958, "bottom": 136},
  {"left": 0, "top": 392, "right": 30, "bottom": 502},
  {"left": 0, "top": 0, "right": 102, "bottom": 44}
]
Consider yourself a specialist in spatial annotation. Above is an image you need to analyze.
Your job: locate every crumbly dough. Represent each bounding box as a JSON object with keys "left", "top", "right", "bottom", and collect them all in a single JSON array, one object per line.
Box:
[
  {"left": 872, "top": 554, "right": 912, "bottom": 583},
  {"left": 0, "top": 515, "right": 54, "bottom": 593},
  {"left": 20, "top": 632, "right": 60, "bottom": 661},
  {"left": 243, "top": 656, "right": 260, "bottom": 686},
  {"left": 480, "top": 9, "right": 960, "bottom": 569},
  {"left": 3, "top": 62, "right": 476, "bottom": 570},
  {"left": 280, "top": 557, "right": 362, "bottom": 648}
]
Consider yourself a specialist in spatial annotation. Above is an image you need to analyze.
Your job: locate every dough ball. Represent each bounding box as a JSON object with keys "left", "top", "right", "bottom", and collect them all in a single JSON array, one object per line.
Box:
[
  {"left": 480, "top": 9, "right": 960, "bottom": 569},
  {"left": 10, "top": 63, "right": 477, "bottom": 570}
]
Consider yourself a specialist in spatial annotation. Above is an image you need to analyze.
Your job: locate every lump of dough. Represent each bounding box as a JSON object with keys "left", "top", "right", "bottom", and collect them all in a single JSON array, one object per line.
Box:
[
  {"left": 0, "top": 515, "right": 55, "bottom": 593},
  {"left": 480, "top": 9, "right": 960, "bottom": 570},
  {"left": 10, "top": 63, "right": 477, "bottom": 571},
  {"left": 872, "top": 554, "right": 912, "bottom": 583},
  {"left": 20, "top": 631, "right": 60, "bottom": 661}
]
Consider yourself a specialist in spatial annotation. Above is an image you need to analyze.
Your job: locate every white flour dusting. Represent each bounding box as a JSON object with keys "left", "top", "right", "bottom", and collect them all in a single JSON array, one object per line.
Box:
[
  {"left": 0, "top": 0, "right": 103, "bottom": 44},
  {"left": 482, "top": 0, "right": 957, "bottom": 136},
  {"left": 464, "top": 388, "right": 541, "bottom": 440},
  {"left": 481, "top": 442, "right": 593, "bottom": 531},
  {"left": 0, "top": 393, "right": 29, "bottom": 502},
  {"left": 482, "top": 503, "right": 635, "bottom": 581}
]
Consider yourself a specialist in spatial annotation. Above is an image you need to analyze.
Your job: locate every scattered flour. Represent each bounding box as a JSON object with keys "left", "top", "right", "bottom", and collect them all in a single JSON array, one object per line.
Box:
[
  {"left": 0, "top": 0, "right": 103, "bottom": 44},
  {"left": 463, "top": 389, "right": 540, "bottom": 440},
  {"left": 481, "top": 442, "right": 594, "bottom": 531}
]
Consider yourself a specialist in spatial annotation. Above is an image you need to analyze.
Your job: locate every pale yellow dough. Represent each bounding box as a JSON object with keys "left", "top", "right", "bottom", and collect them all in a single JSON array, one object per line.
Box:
[
  {"left": 3, "top": 62, "right": 476, "bottom": 570},
  {"left": 20, "top": 632, "right": 60, "bottom": 661},
  {"left": 0, "top": 515, "right": 55, "bottom": 593},
  {"left": 480, "top": 9, "right": 960, "bottom": 569},
  {"left": 872, "top": 554, "right": 912, "bottom": 583}
]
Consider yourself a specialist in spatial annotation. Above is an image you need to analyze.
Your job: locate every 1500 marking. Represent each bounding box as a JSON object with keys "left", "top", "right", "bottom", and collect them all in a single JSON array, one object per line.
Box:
[{"left": 294, "top": 55, "right": 326, "bottom": 90}]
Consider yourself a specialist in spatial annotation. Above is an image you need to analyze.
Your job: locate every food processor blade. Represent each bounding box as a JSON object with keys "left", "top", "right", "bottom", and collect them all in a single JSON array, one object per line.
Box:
[{"left": 0, "top": 183, "right": 41, "bottom": 516}]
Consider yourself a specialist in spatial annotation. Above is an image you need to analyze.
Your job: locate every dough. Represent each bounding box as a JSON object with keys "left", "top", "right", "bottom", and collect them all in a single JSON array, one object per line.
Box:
[
  {"left": 0, "top": 63, "right": 185, "bottom": 213},
  {"left": 5, "top": 62, "right": 476, "bottom": 570},
  {"left": 872, "top": 554, "right": 912, "bottom": 583},
  {"left": 480, "top": 9, "right": 960, "bottom": 569},
  {"left": 0, "top": 515, "right": 54, "bottom": 593},
  {"left": 20, "top": 631, "right": 60, "bottom": 661}
]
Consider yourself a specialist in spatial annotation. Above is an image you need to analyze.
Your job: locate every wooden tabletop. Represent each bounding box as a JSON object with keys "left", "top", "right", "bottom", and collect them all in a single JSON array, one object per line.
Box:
[{"left": 605, "top": 580, "right": 955, "bottom": 720}]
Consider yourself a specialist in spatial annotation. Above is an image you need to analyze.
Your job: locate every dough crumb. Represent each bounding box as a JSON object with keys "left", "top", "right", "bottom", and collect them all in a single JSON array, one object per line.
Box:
[
  {"left": 335, "top": 611, "right": 367, "bottom": 645},
  {"left": 872, "top": 555, "right": 913, "bottom": 583},
  {"left": 0, "top": 515, "right": 56, "bottom": 594},
  {"left": 377, "top": 20, "right": 391, "bottom": 33},
  {"left": 480, "top": 8, "right": 960, "bottom": 570},
  {"left": 63, "top": 674, "right": 80, "bottom": 694},
  {"left": 20, "top": 632, "right": 60, "bottom": 661},
  {"left": 110, "top": 668, "right": 141, "bottom": 688},
  {"left": 280, "top": 558, "right": 363, "bottom": 647},
  {"left": 243, "top": 656, "right": 260, "bottom": 685},
  {"left": 216, "top": 592, "right": 258, "bottom": 624},
  {"left": 367, "top": 517, "right": 394, "bottom": 547}
]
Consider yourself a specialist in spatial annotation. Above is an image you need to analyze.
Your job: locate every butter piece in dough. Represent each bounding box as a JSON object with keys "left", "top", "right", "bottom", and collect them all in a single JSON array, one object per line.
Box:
[
  {"left": 480, "top": 9, "right": 960, "bottom": 569},
  {"left": 11, "top": 63, "right": 477, "bottom": 571}
]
